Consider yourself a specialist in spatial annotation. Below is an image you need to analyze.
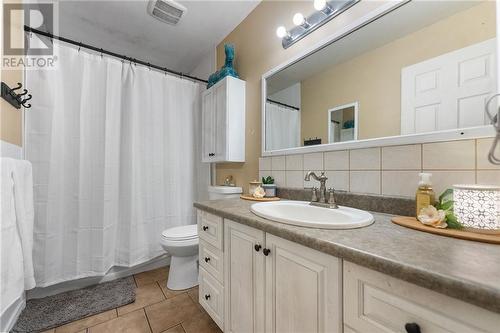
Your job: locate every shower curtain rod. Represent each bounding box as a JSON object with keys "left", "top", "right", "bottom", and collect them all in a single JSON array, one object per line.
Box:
[
  {"left": 266, "top": 98, "right": 300, "bottom": 111},
  {"left": 24, "top": 26, "right": 208, "bottom": 84}
]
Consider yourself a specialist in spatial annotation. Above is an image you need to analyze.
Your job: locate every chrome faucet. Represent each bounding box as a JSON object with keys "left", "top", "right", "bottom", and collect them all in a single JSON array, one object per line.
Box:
[
  {"left": 304, "top": 171, "right": 338, "bottom": 209},
  {"left": 304, "top": 171, "right": 328, "bottom": 203}
]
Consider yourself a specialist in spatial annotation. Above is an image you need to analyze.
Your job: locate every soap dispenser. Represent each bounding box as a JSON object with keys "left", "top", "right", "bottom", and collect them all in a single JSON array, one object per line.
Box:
[{"left": 415, "top": 173, "right": 436, "bottom": 216}]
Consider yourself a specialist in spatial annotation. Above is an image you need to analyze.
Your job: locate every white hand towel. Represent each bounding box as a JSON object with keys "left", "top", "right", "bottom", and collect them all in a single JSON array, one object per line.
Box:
[{"left": 0, "top": 158, "right": 36, "bottom": 296}]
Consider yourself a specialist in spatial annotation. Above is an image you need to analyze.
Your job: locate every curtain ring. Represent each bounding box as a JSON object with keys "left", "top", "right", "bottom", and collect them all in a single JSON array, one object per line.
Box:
[
  {"left": 100, "top": 48, "right": 103, "bottom": 58},
  {"left": 148, "top": 63, "right": 151, "bottom": 71},
  {"left": 78, "top": 42, "right": 82, "bottom": 52},
  {"left": 164, "top": 68, "right": 167, "bottom": 76}
]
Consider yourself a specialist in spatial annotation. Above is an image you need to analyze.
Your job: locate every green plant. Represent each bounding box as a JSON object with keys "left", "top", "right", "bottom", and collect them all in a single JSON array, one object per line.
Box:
[
  {"left": 435, "top": 189, "right": 463, "bottom": 230},
  {"left": 262, "top": 176, "right": 275, "bottom": 185}
]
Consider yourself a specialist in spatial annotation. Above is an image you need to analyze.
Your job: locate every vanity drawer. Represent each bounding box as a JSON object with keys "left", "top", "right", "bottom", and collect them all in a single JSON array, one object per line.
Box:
[
  {"left": 197, "top": 210, "right": 223, "bottom": 250},
  {"left": 199, "top": 239, "right": 224, "bottom": 283},
  {"left": 199, "top": 267, "right": 224, "bottom": 330},
  {"left": 344, "top": 261, "right": 500, "bottom": 333}
]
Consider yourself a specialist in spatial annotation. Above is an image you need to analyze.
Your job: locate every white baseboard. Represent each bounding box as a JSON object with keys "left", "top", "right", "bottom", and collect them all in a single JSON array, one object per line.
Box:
[
  {"left": 27, "top": 255, "right": 171, "bottom": 299},
  {"left": 0, "top": 293, "right": 26, "bottom": 333}
]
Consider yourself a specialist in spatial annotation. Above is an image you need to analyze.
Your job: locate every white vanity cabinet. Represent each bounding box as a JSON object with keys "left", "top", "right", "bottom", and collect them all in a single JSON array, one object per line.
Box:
[
  {"left": 343, "top": 262, "right": 500, "bottom": 333},
  {"left": 264, "top": 233, "right": 342, "bottom": 333},
  {"left": 201, "top": 76, "right": 245, "bottom": 163},
  {"left": 201, "top": 215, "right": 342, "bottom": 333},
  {"left": 197, "top": 209, "right": 500, "bottom": 333},
  {"left": 224, "top": 220, "right": 266, "bottom": 333}
]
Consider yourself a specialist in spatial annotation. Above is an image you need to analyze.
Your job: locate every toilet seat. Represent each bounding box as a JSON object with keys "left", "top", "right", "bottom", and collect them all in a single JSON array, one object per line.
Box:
[{"left": 161, "top": 224, "right": 198, "bottom": 242}]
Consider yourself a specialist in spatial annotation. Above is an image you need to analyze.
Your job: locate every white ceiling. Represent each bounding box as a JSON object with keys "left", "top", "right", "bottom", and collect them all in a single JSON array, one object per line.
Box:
[{"left": 55, "top": 0, "right": 260, "bottom": 76}]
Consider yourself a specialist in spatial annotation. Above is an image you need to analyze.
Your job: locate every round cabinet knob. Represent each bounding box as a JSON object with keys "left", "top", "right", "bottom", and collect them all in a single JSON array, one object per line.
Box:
[
  {"left": 405, "top": 323, "right": 421, "bottom": 333},
  {"left": 254, "top": 244, "right": 262, "bottom": 252},
  {"left": 263, "top": 248, "right": 271, "bottom": 256},
  {"left": 204, "top": 257, "right": 210, "bottom": 263},
  {"left": 204, "top": 294, "right": 210, "bottom": 300},
  {"left": 202, "top": 226, "right": 208, "bottom": 231}
]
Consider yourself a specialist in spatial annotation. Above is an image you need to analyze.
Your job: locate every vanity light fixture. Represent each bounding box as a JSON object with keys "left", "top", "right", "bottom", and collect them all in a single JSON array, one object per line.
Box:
[
  {"left": 277, "top": 0, "right": 358, "bottom": 49},
  {"left": 314, "top": 0, "right": 333, "bottom": 14},
  {"left": 293, "top": 13, "right": 310, "bottom": 28},
  {"left": 276, "top": 26, "right": 289, "bottom": 39},
  {"left": 453, "top": 184, "right": 500, "bottom": 232}
]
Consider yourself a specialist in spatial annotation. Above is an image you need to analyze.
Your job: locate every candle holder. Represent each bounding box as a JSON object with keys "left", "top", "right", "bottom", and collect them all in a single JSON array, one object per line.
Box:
[{"left": 453, "top": 184, "right": 500, "bottom": 233}]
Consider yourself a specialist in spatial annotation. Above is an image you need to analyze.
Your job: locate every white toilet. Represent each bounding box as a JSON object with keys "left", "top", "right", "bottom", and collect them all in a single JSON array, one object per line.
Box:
[{"left": 160, "top": 185, "right": 242, "bottom": 290}]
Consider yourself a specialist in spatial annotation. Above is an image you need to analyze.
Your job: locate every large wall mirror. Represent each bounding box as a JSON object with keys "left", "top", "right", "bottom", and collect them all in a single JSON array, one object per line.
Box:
[{"left": 263, "top": 0, "right": 497, "bottom": 154}]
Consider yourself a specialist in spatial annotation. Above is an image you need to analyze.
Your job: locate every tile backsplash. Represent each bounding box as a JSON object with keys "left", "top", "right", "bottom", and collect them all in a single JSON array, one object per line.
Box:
[{"left": 259, "top": 138, "right": 500, "bottom": 198}]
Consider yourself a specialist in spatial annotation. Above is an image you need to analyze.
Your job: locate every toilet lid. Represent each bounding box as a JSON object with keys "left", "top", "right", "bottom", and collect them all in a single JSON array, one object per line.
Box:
[{"left": 161, "top": 224, "right": 198, "bottom": 241}]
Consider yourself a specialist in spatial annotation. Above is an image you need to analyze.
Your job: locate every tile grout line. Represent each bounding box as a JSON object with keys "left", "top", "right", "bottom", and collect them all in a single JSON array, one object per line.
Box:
[
  {"left": 142, "top": 308, "right": 154, "bottom": 333},
  {"left": 348, "top": 149, "right": 351, "bottom": 192},
  {"left": 379, "top": 147, "right": 382, "bottom": 195},
  {"left": 475, "top": 139, "right": 478, "bottom": 184}
]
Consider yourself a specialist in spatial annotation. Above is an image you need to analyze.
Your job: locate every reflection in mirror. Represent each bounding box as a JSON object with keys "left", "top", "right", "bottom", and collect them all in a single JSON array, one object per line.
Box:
[
  {"left": 328, "top": 102, "right": 358, "bottom": 143},
  {"left": 265, "top": 1, "right": 496, "bottom": 151}
]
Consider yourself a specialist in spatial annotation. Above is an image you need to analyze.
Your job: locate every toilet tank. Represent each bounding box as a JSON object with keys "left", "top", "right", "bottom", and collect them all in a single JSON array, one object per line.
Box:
[{"left": 208, "top": 186, "right": 242, "bottom": 200}]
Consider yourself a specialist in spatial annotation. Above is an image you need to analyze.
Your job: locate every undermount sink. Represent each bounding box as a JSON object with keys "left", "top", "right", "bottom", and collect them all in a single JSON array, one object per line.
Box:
[{"left": 250, "top": 201, "right": 374, "bottom": 229}]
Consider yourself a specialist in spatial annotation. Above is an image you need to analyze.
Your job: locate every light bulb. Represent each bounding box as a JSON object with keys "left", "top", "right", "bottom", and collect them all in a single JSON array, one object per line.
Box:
[
  {"left": 293, "top": 13, "right": 305, "bottom": 26},
  {"left": 276, "top": 26, "right": 288, "bottom": 38},
  {"left": 314, "top": 0, "right": 327, "bottom": 10}
]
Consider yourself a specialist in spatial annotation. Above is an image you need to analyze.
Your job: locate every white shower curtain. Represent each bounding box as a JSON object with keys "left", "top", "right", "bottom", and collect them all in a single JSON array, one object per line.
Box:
[
  {"left": 265, "top": 102, "right": 300, "bottom": 151},
  {"left": 25, "top": 43, "right": 205, "bottom": 287}
]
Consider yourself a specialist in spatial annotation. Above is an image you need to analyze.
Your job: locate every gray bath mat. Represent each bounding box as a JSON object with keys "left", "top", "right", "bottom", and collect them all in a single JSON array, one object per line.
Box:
[{"left": 12, "top": 276, "right": 136, "bottom": 333}]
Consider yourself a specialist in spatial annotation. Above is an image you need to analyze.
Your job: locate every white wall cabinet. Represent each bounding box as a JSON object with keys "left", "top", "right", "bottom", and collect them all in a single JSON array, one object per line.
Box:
[{"left": 202, "top": 76, "right": 245, "bottom": 163}]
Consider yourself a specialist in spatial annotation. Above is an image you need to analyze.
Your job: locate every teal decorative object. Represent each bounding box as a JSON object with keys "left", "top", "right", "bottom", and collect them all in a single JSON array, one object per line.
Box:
[{"left": 207, "top": 44, "right": 240, "bottom": 88}]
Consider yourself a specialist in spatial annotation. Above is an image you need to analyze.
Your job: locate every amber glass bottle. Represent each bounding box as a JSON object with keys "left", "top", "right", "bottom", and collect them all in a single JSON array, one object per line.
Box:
[{"left": 415, "top": 173, "right": 436, "bottom": 216}]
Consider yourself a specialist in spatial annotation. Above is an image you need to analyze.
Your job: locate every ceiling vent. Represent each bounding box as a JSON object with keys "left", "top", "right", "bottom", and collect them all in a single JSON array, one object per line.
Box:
[{"left": 147, "top": 0, "right": 187, "bottom": 26}]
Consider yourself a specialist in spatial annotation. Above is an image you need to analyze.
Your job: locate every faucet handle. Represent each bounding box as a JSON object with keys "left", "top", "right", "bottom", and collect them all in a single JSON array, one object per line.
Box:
[
  {"left": 328, "top": 188, "right": 338, "bottom": 207},
  {"left": 311, "top": 187, "right": 318, "bottom": 202}
]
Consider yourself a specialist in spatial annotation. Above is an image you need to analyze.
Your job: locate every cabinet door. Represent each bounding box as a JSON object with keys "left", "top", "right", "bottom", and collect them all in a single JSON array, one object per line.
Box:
[
  {"left": 265, "top": 234, "right": 342, "bottom": 333},
  {"left": 202, "top": 89, "right": 216, "bottom": 162},
  {"left": 224, "top": 220, "right": 265, "bottom": 333},
  {"left": 344, "top": 261, "right": 500, "bottom": 333},
  {"left": 214, "top": 82, "right": 227, "bottom": 161}
]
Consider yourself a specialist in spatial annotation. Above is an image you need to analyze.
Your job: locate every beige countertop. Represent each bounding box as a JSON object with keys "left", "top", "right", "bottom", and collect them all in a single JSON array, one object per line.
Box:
[{"left": 194, "top": 198, "right": 500, "bottom": 314}]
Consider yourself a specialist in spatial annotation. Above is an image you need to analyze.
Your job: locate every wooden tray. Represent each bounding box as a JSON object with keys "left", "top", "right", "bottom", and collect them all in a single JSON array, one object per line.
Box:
[
  {"left": 240, "top": 195, "right": 280, "bottom": 202},
  {"left": 391, "top": 216, "right": 500, "bottom": 245}
]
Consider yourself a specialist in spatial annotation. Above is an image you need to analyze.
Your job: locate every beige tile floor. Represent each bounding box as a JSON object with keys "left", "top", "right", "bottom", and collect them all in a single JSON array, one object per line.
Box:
[{"left": 42, "top": 267, "right": 221, "bottom": 333}]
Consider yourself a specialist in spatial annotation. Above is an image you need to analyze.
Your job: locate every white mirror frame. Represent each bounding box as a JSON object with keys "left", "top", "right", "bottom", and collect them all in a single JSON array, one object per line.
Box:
[
  {"left": 327, "top": 101, "right": 358, "bottom": 144},
  {"left": 261, "top": 0, "right": 498, "bottom": 157}
]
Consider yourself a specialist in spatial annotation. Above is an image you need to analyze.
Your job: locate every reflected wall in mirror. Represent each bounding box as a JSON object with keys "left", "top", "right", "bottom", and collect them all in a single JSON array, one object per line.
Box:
[{"left": 264, "top": 1, "right": 496, "bottom": 152}]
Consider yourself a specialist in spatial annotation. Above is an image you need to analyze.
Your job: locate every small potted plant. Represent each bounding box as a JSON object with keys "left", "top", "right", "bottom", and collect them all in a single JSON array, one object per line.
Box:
[{"left": 261, "top": 176, "right": 277, "bottom": 197}]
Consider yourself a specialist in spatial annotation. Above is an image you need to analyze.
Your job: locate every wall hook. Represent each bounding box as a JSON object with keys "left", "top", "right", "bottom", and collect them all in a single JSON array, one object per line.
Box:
[
  {"left": 1, "top": 81, "right": 31, "bottom": 110},
  {"left": 20, "top": 94, "right": 32, "bottom": 108},
  {"left": 17, "top": 89, "right": 28, "bottom": 98},
  {"left": 11, "top": 82, "right": 23, "bottom": 92}
]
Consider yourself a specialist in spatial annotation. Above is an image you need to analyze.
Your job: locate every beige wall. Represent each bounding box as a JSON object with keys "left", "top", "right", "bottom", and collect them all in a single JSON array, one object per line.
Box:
[
  {"left": 1, "top": 1, "right": 24, "bottom": 146},
  {"left": 215, "top": 0, "right": 385, "bottom": 191},
  {"left": 300, "top": 2, "right": 495, "bottom": 143}
]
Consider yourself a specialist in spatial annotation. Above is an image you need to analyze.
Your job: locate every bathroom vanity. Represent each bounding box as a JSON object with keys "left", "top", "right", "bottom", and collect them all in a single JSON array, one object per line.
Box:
[{"left": 195, "top": 199, "right": 500, "bottom": 333}]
